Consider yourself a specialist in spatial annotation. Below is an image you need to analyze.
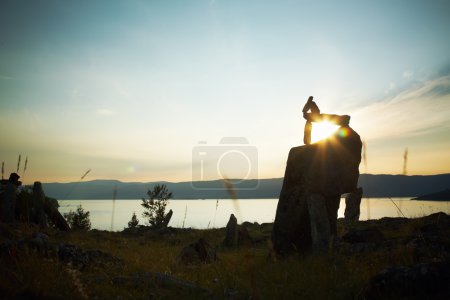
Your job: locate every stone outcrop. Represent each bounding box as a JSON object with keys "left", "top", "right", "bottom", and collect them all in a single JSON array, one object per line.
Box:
[{"left": 272, "top": 126, "right": 362, "bottom": 256}]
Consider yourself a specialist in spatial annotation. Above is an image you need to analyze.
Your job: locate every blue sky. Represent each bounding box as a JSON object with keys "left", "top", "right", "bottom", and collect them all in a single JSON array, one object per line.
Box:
[{"left": 1, "top": 0, "right": 449, "bottom": 183}]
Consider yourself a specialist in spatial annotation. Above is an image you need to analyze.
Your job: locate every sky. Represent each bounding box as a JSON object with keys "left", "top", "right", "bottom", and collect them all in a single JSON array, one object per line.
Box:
[{"left": 1, "top": 0, "right": 450, "bottom": 184}]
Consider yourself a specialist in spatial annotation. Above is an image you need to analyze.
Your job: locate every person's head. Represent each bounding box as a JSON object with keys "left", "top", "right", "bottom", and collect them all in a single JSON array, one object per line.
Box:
[
  {"left": 9, "top": 173, "right": 20, "bottom": 183},
  {"left": 308, "top": 96, "right": 313, "bottom": 102}
]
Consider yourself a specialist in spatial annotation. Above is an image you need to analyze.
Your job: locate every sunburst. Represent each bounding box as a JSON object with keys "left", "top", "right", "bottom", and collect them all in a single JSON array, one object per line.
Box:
[{"left": 311, "top": 121, "right": 340, "bottom": 143}]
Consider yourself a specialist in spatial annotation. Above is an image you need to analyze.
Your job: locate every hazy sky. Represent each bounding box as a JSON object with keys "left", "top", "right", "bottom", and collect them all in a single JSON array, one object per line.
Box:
[{"left": 1, "top": 0, "right": 449, "bottom": 184}]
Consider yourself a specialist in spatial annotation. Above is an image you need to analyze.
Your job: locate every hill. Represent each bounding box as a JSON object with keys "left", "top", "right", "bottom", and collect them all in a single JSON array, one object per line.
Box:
[{"left": 40, "top": 173, "right": 450, "bottom": 200}]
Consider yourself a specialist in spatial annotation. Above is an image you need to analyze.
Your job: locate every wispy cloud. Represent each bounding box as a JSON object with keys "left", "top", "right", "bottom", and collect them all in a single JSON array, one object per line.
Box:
[
  {"left": 96, "top": 109, "right": 115, "bottom": 116},
  {"left": 351, "top": 75, "right": 450, "bottom": 141},
  {"left": 0, "top": 75, "right": 14, "bottom": 80}
]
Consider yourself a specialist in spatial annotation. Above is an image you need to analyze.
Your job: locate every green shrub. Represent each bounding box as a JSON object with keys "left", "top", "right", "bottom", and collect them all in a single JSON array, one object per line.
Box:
[
  {"left": 64, "top": 205, "right": 91, "bottom": 230},
  {"left": 141, "top": 184, "right": 172, "bottom": 227},
  {"left": 127, "top": 212, "right": 139, "bottom": 228}
]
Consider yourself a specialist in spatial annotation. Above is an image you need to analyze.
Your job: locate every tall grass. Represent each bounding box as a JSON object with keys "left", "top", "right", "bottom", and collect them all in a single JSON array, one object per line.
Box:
[
  {"left": 402, "top": 147, "right": 409, "bottom": 175},
  {"left": 110, "top": 185, "right": 118, "bottom": 231},
  {"left": 182, "top": 204, "right": 188, "bottom": 228},
  {"left": 223, "top": 178, "right": 242, "bottom": 222},
  {"left": 16, "top": 154, "right": 21, "bottom": 173},
  {"left": 213, "top": 199, "right": 219, "bottom": 228}
]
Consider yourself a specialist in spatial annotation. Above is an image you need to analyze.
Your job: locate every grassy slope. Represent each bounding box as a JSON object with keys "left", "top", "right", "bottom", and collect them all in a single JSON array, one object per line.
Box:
[{"left": 1, "top": 213, "right": 448, "bottom": 299}]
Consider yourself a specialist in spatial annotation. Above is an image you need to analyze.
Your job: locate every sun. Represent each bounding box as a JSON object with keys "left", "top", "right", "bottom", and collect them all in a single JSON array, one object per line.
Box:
[{"left": 311, "top": 121, "right": 340, "bottom": 143}]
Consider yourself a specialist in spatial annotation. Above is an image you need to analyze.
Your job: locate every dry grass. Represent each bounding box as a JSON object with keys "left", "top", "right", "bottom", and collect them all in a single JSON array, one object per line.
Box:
[{"left": 1, "top": 213, "right": 448, "bottom": 299}]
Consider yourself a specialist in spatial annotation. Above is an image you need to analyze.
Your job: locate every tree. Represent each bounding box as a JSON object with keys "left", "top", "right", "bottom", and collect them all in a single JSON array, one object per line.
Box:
[
  {"left": 127, "top": 212, "right": 139, "bottom": 228},
  {"left": 141, "top": 184, "right": 172, "bottom": 227},
  {"left": 64, "top": 205, "right": 91, "bottom": 230}
]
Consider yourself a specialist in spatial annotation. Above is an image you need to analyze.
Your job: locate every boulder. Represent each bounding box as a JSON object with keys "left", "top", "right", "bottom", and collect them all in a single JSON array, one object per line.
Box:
[
  {"left": 58, "top": 243, "right": 123, "bottom": 269},
  {"left": 272, "top": 126, "right": 362, "bottom": 256},
  {"left": 177, "top": 238, "right": 217, "bottom": 265}
]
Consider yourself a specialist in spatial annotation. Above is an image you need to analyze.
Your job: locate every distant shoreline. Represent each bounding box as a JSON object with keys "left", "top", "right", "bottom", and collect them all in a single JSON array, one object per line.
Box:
[{"left": 42, "top": 173, "right": 450, "bottom": 200}]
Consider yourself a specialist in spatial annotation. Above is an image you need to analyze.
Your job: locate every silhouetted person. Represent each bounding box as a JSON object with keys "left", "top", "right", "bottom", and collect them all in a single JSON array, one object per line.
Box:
[
  {"left": 0, "top": 173, "right": 21, "bottom": 222},
  {"left": 302, "top": 96, "right": 320, "bottom": 145}
]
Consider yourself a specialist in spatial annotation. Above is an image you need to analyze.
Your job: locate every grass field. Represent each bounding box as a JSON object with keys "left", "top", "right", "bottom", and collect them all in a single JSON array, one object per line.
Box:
[{"left": 1, "top": 212, "right": 449, "bottom": 299}]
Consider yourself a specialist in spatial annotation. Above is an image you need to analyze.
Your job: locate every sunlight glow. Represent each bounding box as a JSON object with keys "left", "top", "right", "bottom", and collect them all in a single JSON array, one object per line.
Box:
[{"left": 311, "top": 121, "right": 340, "bottom": 143}]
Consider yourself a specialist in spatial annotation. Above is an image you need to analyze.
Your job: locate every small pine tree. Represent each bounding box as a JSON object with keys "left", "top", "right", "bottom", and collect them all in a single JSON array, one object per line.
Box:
[
  {"left": 141, "top": 184, "right": 172, "bottom": 227},
  {"left": 64, "top": 205, "right": 91, "bottom": 230},
  {"left": 127, "top": 212, "right": 139, "bottom": 228}
]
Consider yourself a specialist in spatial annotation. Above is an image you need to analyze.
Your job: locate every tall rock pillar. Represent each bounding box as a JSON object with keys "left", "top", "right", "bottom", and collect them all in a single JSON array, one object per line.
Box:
[{"left": 272, "top": 126, "right": 362, "bottom": 256}]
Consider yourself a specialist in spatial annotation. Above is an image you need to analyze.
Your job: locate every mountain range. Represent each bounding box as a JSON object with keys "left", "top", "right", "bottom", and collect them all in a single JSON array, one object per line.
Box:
[{"left": 41, "top": 173, "right": 450, "bottom": 200}]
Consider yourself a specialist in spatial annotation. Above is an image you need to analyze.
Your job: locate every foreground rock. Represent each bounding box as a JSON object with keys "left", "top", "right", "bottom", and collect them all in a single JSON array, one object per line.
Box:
[
  {"left": 177, "top": 238, "right": 217, "bottom": 265},
  {"left": 272, "top": 126, "right": 362, "bottom": 256},
  {"left": 363, "top": 261, "right": 450, "bottom": 299},
  {"left": 58, "top": 243, "right": 123, "bottom": 269}
]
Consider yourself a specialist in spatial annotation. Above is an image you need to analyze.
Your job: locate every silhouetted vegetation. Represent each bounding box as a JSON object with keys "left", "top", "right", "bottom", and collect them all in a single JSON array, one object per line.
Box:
[
  {"left": 141, "top": 184, "right": 172, "bottom": 227},
  {"left": 64, "top": 205, "right": 91, "bottom": 230},
  {"left": 127, "top": 212, "right": 139, "bottom": 228}
]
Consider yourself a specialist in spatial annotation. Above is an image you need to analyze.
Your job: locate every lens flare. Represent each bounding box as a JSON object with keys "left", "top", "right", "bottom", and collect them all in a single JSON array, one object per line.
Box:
[{"left": 338, "top": 127, "right": 350, "bottom": 138}]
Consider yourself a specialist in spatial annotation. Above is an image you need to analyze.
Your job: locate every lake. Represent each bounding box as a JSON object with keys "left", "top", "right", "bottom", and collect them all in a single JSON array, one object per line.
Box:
[{"left": 58, "top": 198, "right": 450, "bottom": 231}]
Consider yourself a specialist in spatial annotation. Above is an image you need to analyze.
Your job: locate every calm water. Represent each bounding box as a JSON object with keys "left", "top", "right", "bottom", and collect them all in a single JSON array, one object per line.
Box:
[{"left": 58, "top": 198, "right": 450, "bottom": 231}]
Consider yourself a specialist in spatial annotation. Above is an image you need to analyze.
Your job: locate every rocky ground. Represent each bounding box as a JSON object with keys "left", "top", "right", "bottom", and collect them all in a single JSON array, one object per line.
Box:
[{"left": 0, "top": 212, "right": 449, "bottom": 299}]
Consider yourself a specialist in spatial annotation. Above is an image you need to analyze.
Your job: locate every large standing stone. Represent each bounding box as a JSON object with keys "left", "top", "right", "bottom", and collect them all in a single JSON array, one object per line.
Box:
[
  {"left": 272, "top": 126, "right": 362, "bottom": 256},
  {"left": 344, "top": 187, "right": 363, "bottom": 221}
]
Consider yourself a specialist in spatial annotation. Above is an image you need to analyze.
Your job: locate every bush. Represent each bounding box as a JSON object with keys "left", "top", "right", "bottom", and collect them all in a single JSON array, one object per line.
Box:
[
  {"left": 64, "top": 205, "right": 91, "bottom": 230},
  {"left": 141, "top": 184, "right": 172, "bottom": 227},
  {"left": 127, "top": 212, "right": 139, "bottom": 228}
]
